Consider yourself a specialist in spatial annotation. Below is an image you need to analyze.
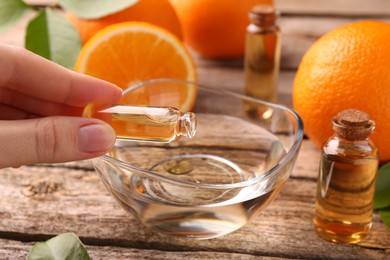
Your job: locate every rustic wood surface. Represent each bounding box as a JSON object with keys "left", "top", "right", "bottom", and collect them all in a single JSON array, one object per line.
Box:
[{"left": 0, "top": 0, "right": 390, "bottom": 259}]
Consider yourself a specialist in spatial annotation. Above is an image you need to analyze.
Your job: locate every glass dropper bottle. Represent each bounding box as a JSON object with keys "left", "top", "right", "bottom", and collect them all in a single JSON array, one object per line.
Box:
[{"left": 83, "top": 103, "right": 196, "bottom": 143}]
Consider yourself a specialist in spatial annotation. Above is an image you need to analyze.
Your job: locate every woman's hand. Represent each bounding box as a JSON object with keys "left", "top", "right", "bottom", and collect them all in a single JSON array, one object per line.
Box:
[{"left": 0, "top": 43, "right": 122, "bottom": 168}]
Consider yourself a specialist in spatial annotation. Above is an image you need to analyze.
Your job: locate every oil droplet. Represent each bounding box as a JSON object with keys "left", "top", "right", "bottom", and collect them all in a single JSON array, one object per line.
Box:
[{"left": 164, "top": 160, "right": 194, "bottom": 175}]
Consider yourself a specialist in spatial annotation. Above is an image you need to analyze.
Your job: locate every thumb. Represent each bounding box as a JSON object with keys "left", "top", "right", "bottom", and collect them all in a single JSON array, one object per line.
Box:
[{"left": 0, "top": 117, "right": 116, "bottom": 168}]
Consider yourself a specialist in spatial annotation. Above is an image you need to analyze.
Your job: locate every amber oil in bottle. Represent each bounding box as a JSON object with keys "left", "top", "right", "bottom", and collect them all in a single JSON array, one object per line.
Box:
[
  {"left": 244, "top": 5, "right": 281, "bottom": 119},
  {"left": 313, "top": 109, "right": 379, "bottom": 244},
  {"left": 83, "top": 104, "right": 196, "bottom": 142}
]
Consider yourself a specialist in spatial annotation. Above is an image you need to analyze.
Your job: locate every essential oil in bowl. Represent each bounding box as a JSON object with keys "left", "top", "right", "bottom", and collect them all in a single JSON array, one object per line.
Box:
[
  {"left": 108, "top": 114, "right": 289, "bottom": 239},
  {"left": 313, "top": 109, "right": 379, "bottom": 244},
  {"left": 83, "top": 104, "right": 196, "bottom": 142}
]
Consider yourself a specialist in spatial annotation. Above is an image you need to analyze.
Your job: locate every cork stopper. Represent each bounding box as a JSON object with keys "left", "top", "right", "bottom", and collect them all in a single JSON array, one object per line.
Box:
[
  {"left": 332, "top": 109, "right": 375, "bottom": 141},
  {"left": 249, "top": 5, "right": 278, "bottom": 28}
]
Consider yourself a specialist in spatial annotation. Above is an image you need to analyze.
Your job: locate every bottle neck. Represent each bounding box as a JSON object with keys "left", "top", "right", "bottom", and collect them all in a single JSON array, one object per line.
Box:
[
  {"left": 333, "top": 135, "right": 370, "bottom": 144},
  {"left": 178, "top": 112, "right": 196, "bottom": 138},
  {"left": 249, "top": 5, "right": 278, "bottom": 29}
]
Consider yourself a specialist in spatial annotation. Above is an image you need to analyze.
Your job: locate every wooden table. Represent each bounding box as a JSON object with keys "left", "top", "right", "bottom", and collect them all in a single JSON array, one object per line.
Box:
[{"left": 0, "top": 1, "right": 389, "bottom": 259}]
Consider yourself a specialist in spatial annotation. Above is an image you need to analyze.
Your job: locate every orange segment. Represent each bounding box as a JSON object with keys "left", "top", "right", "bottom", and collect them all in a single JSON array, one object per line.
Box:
[{"left": 74, "top": 22, "right": 197, "bottom": 112}]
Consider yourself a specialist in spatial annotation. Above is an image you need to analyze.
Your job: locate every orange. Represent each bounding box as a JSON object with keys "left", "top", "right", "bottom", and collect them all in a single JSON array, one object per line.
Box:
[
  {"left": 74, "top": 22, "right": 197, "bottom": 112},
  {"left": 66, "top": 0, "right": 183, "bottom": 44},
  {"left": 169, "top": 0, "right": 273, "bottom": 58},
  {"left": 293, "top": 20, "right": 390, "bottom": 162}
]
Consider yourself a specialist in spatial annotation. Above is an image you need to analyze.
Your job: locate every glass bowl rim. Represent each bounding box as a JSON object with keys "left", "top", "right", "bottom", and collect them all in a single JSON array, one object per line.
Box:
[{"left": 98, "top": 78, "right": 304, "bottom": 189}]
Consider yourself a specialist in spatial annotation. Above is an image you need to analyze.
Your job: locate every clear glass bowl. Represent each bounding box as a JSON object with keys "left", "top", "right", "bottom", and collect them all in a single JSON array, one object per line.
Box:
[{"left": 92, "top": 78, "right": 304, "bottom": 240}]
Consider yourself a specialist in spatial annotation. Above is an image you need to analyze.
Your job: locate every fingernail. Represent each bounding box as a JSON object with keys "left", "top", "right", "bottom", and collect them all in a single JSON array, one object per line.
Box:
[{"left": 78, "top": 123, "right": 116, "bottom": 153}]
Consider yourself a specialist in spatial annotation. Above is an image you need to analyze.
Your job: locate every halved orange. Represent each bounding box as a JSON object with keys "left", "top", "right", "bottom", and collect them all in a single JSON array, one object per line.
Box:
[{"left": 74, "top": 22, "right": 197, "bottom": 112}]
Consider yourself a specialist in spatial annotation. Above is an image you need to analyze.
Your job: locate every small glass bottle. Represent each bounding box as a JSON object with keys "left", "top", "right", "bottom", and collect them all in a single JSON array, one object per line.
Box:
[
  {"left": 244, "top": 5, "right": 281, "bottom": 119},
  {"left": 83, "top": 104, "right": 196, "bottom": 143},
  {"left": 313, "top": 109, "right": 379, "bottom": 244}
]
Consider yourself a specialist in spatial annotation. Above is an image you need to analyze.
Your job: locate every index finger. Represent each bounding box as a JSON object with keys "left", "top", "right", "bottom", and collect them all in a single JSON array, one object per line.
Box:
[{"left": 0, "top": 43, "right": 122, "bottom": 106}]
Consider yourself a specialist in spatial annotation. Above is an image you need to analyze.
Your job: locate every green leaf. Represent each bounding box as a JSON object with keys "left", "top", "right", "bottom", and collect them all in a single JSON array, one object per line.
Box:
[
  {"left": 25, "top": 8, "right": 81, "bottom": 69},
  {"left": 59, "top": 0, "right": 140, "bottom": 19},
  {"left": 0, "top": 0, "right": 33, "bottom": 32},
  {"left": 27, "top": 233, "right": 90, "bottom": 260},
  {"left": 379, "top": 207, "right": 390, "bottom": 231},
  {"left": 374, "top": 162, "right": 390, "bottom": 209}
]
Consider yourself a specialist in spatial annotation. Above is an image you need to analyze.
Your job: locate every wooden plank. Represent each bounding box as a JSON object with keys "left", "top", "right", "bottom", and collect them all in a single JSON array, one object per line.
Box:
[
  {"left": 0, "top": 147, "right": 388, "bottom": 259},
  {"left": 0, "top": 239, "right": 292, "bottom": 260},
  {"left": 276, "top": 0, "right": 390, "bottom": 17},
  {"left": 0, "top": 239, "right": 28, "bottom": 260},
  {"left": 196, "top": 65, "right": 295, "bottom": 107},
  {"left": 291, "top": 140, "right": 320, "bottom": 179}
]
